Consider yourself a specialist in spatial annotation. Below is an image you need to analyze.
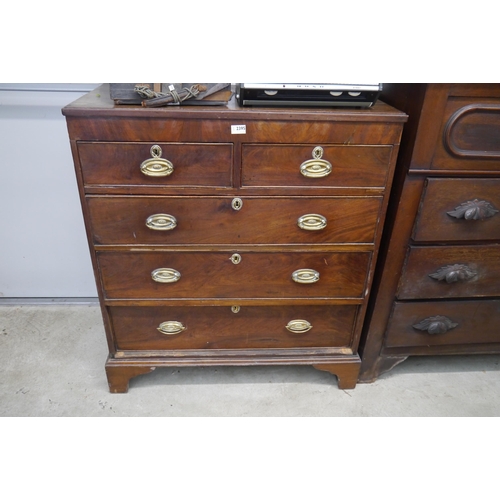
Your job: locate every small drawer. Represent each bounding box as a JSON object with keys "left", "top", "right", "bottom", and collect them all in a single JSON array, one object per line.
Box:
[
  {"left": 413, "top": 178, "right": 500, "bottom": 242},
  {"left": 78, "top": 142, "right": 233, "bottom": 188},
  {"left": 109, "top": 304, "right": 358, "bottom": 350},
  {"left": 241, "top": 144, "right": 393, "bottom": 188},
  {"left": 385, "top": 300, "right": 500, "bottom": 349},
  {"left": 430, "top": 97, "right": 500, "bottom": 172},
  {"left": 98, "top": 250, "right": 371, "bottom": 300},
  {"left": 87, "top": 195, "right": 383, "bottom": 245},
  {"left": 398, "top": 245, "right": 500, "bottom": 300}
]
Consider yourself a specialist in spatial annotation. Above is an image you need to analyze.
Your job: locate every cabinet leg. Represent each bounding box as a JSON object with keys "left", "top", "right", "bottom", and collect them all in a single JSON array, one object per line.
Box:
[
  {"left": 313, "top": 362, "right": 360, "bottom": 390},
  {"left": 105, "top": 363, "right": 155, "bottom": 393}
]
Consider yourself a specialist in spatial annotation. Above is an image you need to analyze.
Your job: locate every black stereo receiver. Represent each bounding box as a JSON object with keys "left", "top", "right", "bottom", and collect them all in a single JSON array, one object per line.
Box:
[{"left": 236, "top": 83, "right": 382, "bottom": 108}]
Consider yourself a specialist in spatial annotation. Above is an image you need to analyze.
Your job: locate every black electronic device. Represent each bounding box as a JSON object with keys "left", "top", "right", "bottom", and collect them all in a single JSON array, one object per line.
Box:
[{"left": 236, "top": 83, "right": 382, "bottom": 108}]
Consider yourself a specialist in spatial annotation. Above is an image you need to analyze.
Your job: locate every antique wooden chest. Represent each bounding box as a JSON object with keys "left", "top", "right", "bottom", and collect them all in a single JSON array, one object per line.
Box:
[
  {"left": 63, "top": 84, "right": 406, "bottom": 392},
  {"left": 359, "top": 84, "right": 500, "bottom": 381}
]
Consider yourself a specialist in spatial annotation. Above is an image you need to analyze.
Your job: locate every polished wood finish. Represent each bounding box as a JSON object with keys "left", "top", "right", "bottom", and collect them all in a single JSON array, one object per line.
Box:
[
  {"left": 241, "top": 145, "right": 393, "bottom": 188},
  {"left": 398, "top": 245, "right": 500, "bottom": 299},
  {"left": 78, "top": 142, "right": 233, "bottom": 188},
  {"left": 385, "top": 300, "right": 500, "bottom": 349},
  {"left": 64, "top": 84, "right": 406, "bottom": 392},
  {"left": 360, "top": 84, "right": 500, "bottom": 383},
  {"left": 87, "top": 195, "right": 383, "bottom": 245},
  {"left": 109, "top": 305, "right": 357, "bottom": 350},
  {"left": 97, "top": 250, "right": 371, "bottom": 300},
  {"left": 412, "top": 179, "right": 500, "bottom": 242}
]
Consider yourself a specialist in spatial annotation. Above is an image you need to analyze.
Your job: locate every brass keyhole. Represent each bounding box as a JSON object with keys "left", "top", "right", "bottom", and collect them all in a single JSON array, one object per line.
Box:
[
  {"left": 232, "top": 198, "right": 243, "bottom": 211},
  {"left": 230, "top": 253, "right": 242, "bottom": 264},
  {"left": 150, "top": 145, "right": 162, "bottom": 157},
  {"left": 312, "top": 146, "right": 324, "bottom": 159},
  {"left": 231, "top": 305, "right": 241, "bottom": 313}
]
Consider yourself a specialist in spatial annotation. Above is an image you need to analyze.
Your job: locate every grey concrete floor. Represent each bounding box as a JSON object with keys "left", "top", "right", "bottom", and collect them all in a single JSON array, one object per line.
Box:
[{"left": 1, "top": 303, "right": 499, "bottom": 417}]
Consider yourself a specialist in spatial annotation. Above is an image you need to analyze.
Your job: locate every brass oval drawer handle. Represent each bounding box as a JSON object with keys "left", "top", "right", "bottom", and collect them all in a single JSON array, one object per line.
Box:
[
  {"left": 297, "top": 213, "right": 327, "bottom": 231},
  {"left": 146, "top": 213, "right": 177, "bottom": 231},
  {"left": 429, "top": 264, "right": 477, "bottom": 283},
  {"left": 286, "top": 319, "right": 313, "bottom": 333},
  {"left": 447, "top": 199, "right": 498, "bottom": 220},
  {"left": 140, "top": 145, "right": 174, "bottom": 177},
  {"left": 157, "top": 321, "right": 186, "bottom": 335},
  {"left": 300, "top": 146, "right": 332, "bottom": 178},
  {"left": 292, "top": 269, "right": 320, "bottom": 284},
  {"left": 412, "top": 315, "right": 458, "bottom": 335},
  {"left": 151, "top": 268, "right": 181, "bottom": 283}
]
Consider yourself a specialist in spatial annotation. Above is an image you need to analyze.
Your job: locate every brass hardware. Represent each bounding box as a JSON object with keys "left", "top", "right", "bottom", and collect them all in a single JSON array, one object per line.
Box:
[
  {"left": 151, "top": 268, "right": 181, "bottom": 283},
  {"left": 297, "top": 214, "right": 327, "bottom": 231},
  {"left": 230, "top": 253, "right": 242, "bottom": 264},
  {"left": 231, "top": 305, "right": 241, "bottom": 313},
  {"left": 429, "top": 264, "right": 477, "bottom": 283},
  {"left": 232, "top": 197, "right": 243, "bottom": 211},
  {"left": 447, "top": 199, "right": 498, "bottom": 220},
  {"left": 300, "top": 146, "right": 332, "bottom": 178},
  {"left": 157, "top": 321, "right": 186, "bottom": 335},
  {"left": 286, "top": 319, "right": 313, "bottom": 333},
  {"left": 292, "top": 269, "right": 320, "bottom": 284},
  {"left": 140, "top": 145, "right": 174, "bottom": 177},
  {"left": 412, "top": 315, "right": 458, "bottom": 335},
  {"left": 145, "top": 213, "right": 177, "bottom": 231}
]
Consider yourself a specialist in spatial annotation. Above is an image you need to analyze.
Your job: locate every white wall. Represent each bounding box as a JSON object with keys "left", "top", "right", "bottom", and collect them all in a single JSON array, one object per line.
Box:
[{"left": 0, "top": 84, "right": 99, "bottom": 298}]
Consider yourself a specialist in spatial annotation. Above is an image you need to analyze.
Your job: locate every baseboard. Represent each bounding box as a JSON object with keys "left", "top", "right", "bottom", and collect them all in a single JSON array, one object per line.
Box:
[{"left": 0, "top": 297, "right": 99, "bottom": 306}]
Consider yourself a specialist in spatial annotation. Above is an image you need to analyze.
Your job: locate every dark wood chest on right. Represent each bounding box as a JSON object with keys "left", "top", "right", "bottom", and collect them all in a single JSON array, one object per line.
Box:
[{"left": 359, "top": 84, "right": 500, "bottom": 382}]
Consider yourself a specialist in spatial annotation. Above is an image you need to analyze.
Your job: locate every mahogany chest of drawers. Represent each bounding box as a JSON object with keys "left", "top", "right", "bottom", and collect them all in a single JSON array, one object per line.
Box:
[
  {"left": 63, "top": 84, "right": 406, "bottom": 392},
  {"left": 359, "top": 84, "right": 500, "bottom": 381}
]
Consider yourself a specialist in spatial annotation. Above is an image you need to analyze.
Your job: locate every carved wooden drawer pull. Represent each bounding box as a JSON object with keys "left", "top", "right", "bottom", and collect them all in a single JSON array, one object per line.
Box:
[
  {"left": 146, "top": 213, "right": 177, "bottom": 231},
  {"left": 297, "top": 214, "right": 327, "bottom": 231},
  {"left": 140, "top": 145, "right": 174, "bottom": 177},
  {"left": 447, "top": 199, "right": 498, "bottom": 220},
  {"left": 157, "top": 321, "right": 186, "bottom": 335},
  {"left": 412, "top": 315, "right": 458, "bottom": 335},
  {"left": 286, "top": 319, "right": 313, "bottom": 333},
  {"left": 429, "top": 264, "right": 477, "bottom": 283},
  {"left": 300, "top": 146, "right": 332, "bottom": 178},
  {"left": 292, "top": 269, "right": 320, "bottom": 284},
  {"left": 151, "top": 268, "right": 181, "bottom": 283}
]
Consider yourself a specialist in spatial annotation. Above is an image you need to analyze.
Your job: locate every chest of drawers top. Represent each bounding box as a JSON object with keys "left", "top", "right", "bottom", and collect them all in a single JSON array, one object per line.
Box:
[{"left": 63, "top": 84, "right": 406, "bottom": 143}]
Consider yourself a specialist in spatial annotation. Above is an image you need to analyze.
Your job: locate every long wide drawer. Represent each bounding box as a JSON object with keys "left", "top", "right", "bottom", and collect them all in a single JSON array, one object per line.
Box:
[
  {"left": 241, "top": 144, "right": 393, "bottom": 188},
  {"left": 109, "top": 304, "right": 358, "bottom": 350},
  {"left": 385, "top": 300, "right": 500, "bottom": 348},
  {"left": 78, "top": 142, "right": 233, "bottom": 187},
  {"left": 397, "top": 245, "right": 500, "bottom": 299},
  {"left": 413, "top": 178, "right": 500, "bottom": 242},
  {"left": 88, "top": 195, "right": 382, "bottom": 245},
  {"left": 98, "top": 250, "right": 371, "bottom": 299}
]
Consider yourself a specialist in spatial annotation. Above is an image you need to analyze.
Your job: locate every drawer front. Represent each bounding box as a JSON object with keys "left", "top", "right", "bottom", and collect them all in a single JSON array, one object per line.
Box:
[
  {"left": 241, "top": 145, "right": 392, "bottom": 188},
  {"left": 413, "top": 178, "right": 500, "bottom": 242},
  {"left": 431, "top": 97, "right": 500, "bottom": 171},
  {"left": 385, "top": 300, "right": 500, "bottom": 348},
  {"left": 88, "top": 196, "right": 382, "bottom": 245},
  {"left": 398, "top": 245, "right": 500, "bottom": 299},
  {"left": 110, "top": 304, "right": 358, "bottom": 350},
  {"left": 78, "top": 142, "right": 233, "bottom": 187},
  {"left": 98, "top": 251, "right": 371, "bottom": 299}
]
